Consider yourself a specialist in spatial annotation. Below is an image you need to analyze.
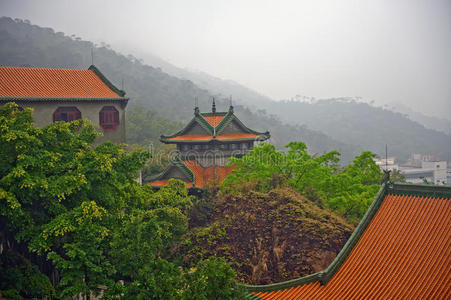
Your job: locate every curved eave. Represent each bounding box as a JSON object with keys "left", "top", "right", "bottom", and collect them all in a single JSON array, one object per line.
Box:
[
  {"left": 162, "top": 136, "right": 268, "bottom": 143},
  {"left": 216, "top": 111, "right": 270, "bottom": 137},
  {"left": 88, "top": 65, "right": 126, "bottom": 97},
  {"left": 160, "top": 114, "right": 214, "bottom": 142}
]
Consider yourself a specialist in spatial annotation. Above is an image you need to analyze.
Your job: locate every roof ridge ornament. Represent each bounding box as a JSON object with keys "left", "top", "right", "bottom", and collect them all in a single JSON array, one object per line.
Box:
[
  {"left": 194, "top": 97, "right": 199, "bottom": 115},
  {"left": 212, "top": 97, "right": 216, "bottom": 113},
  {"left": 229, "top": 95, "right": 234, "bottom": 113}
]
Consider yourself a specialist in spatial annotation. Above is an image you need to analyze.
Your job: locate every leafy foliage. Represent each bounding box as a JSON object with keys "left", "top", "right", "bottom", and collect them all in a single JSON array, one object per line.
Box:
[
  {"left": 126, "top": 105, "right": 183, "bottom": 147},
  {"left": 0, "top": 249, "right": 55, "bottom": 299},
  {"left": 224, "top": 142, "right": 383, "bottom": 222},
  {"left": 0, "top": 103, "right": 241, "bottom": 299}
]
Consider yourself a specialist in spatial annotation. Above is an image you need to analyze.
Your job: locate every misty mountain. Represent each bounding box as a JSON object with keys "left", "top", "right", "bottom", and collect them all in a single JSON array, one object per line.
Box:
[
  {"left": 131, "top": 50, "right": 274, "bottom": 108},
  {"left": 136, "top": 48, "right": 451, "bottom": 162},
  {"left": 0, "top": 17, "right": 357, "bottom": 162},
  {"left": 260, "top": 98, "right": 451, "bottom": 161},
  {"left": 387, "top": 102, "right": 451, "bottom": 135},
  {"left": 123, "top": 39, "right": 451, "bottom": 162}
]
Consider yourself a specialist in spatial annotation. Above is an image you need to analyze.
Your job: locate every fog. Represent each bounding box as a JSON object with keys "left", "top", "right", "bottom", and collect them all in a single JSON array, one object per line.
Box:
[{"left": 1, "top": 0, "right": 450, "bottom": 119}]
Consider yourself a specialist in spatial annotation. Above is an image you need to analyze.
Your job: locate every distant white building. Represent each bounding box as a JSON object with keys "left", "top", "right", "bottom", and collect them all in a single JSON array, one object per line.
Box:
[
  {"left": 400, "top": 161, "right": 447, "bottom": 185},
  {"left": 376, "top": 154, "right": 448, "bottom": 185}
]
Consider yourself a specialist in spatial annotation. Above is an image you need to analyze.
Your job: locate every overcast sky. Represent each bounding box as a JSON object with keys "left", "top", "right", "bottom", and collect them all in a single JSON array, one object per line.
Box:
[{"left": 1, "top": 0, "right": 450, "bottom": 119}]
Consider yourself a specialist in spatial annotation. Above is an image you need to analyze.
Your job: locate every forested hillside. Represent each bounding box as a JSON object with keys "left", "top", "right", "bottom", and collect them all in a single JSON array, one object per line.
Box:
[
  {"left": 0, "top": 17, "right": 357, "bottom": 161},
  {"left": 388, "top": 101, "right": 451, "bottom": 135},
  {"left": 261, "top": 98, "right": 451, "bottom": 161}
]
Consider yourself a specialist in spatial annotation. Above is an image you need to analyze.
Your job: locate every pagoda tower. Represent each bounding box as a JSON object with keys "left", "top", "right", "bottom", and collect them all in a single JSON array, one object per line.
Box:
[{"left": 149, "top": 100, "right": 270, "bottom": 188}]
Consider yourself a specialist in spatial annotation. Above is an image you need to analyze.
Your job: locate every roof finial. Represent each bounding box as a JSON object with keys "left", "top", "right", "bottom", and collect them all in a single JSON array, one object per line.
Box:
[
  {"left": 229, "top": 95, "right": 234, "bottom": 113},
  {"left": 212, "top": 97, "right": 216, "bottom": 113},
  {"left": 194, "top": 97, "right": 199, "bottom": 115}
]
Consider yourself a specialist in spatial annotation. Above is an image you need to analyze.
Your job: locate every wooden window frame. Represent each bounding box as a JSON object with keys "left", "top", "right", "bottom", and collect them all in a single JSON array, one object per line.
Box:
[
  {"left": 53, "top": 106, "right": 81, "bottom": 122},
  {"left": 99, "top": 106, "right": 120, "bottom": 131}
]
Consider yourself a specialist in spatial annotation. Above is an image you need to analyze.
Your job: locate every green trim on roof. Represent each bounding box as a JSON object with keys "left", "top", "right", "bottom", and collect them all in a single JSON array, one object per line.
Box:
[
  {"left": 243, "top": 182, "right": 451, "bottom": 295},
  {"left": 195, "top": 114, "right": 215, "bottom": 135},
  {"left": 174, "top": 158, "right": 195, "bottom": 183},
  {"left": 387, "top": 182, "right": 451, "bottom": 198},
  {"left": 319, "top": 183, "right": 387, "bottom": 283},
  {"left": 215, "top": 110, "right": 270, "bottom": 139},
  {"left": 201, "top": 112, "right": 227, "bottom": 117},
  {"left": 160, "top": 114, "right": 215, "bottom": 142},
  {"left": 88, "top": 65, "right": 126, "bottom": 97},
  {"left": 147, "top": 170, "right": 167, "bottom": 182},
  {"left": 147, "top": 158, "right": 194, "bottom": 186},
  {"left": 215, "top": 110, "right": 234, "bottom": 133},
  {"left": 161, "top": 109, "right": 270, "bottom": 143},
  {"left": 160, "top": 118, "right": 198, "bottom": 140}
]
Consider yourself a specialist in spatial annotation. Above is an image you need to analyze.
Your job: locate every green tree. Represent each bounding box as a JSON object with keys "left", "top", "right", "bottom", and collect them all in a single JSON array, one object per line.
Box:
[
  {"left": 0, "top": 103, "right": 242, "bottom": 298},
  {"left": 223, "top": 142, "right": 382, "bottom": 222},
  {"left": 0, "top": 103, "right": 149, "bottom": 297},
  {"left": 182, "top": 257, "right": 246, "bottom": 300}
]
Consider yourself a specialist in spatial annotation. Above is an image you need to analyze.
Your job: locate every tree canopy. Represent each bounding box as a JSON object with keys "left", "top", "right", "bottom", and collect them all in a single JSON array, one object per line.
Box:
[
  {"left": 223, "top": 142, "right": 383, "bottom": 222},
  {"left": 0, "top": 103, "right": 244, "bottom": 299}
]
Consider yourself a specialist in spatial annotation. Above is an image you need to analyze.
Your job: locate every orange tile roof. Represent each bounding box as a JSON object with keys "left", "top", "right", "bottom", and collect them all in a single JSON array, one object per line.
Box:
[
  {"left": 251, "top": 193, "right": 451, "bottom": 299},
  {"left": 203, "top": 115, "right": 224, "bottom": 127},
  {"left": 148, "top": 179, "right": 192, "bottom": 188},
  {"left": 168, "top": 134, "right": 212, "bottom": 141},
  {"left": 216, "top": 133, "right": 257, "bottom": 140},
  {"left": 0, "top": 66, "right": 121, "bottom": 98},
  {"left": 168, "top": 133, "right": 258, "bottom": 141},
  {"left": 184, "top": 160, "right": 235, "bottom": 188}
]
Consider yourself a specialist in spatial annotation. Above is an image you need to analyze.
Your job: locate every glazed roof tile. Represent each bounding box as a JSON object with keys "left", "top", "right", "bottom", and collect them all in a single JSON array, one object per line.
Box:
[
  {"left": 249, "top": 190, "right": 451, "bottom": 299},
  {"left": 202, "top": 115, "right": 225, "bottom": 127},
  {"left": 0, "top": 66, "right": 123, "bottom": 99}
]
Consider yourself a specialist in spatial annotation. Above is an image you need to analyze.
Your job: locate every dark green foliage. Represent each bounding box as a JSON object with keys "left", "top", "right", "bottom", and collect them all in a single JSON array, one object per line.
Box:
[
  {"left": 126, "top": 105, "right": 184, "bottom": 146},
  {"left": 0, "top": 103, "right": 241, "bottom": 298},
  {"left": 188, "top": 196, "right": 215, "bottom": 228},
  {"left": 0, "top": 250, "right": 55, "bottom": 299}
]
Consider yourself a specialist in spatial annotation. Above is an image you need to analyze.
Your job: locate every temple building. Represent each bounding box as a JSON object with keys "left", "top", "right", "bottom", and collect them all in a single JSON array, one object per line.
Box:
[
  {"left": 0, "top": 65, "right": 128, "bottom": 144},
  {"left": 149, "top": 100, "right": 270, "bottom": 188}
]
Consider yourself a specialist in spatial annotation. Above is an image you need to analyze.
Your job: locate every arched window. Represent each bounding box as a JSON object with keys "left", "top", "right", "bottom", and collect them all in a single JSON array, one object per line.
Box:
[
  {"left": 53, "top": 107, "right": 81, "bottom": 122},
  {"left": 99, "top": 106, "right": 119, "bottom": 130}
]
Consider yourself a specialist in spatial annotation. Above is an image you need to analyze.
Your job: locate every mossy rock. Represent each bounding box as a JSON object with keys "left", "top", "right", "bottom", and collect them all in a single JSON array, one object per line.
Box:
[{"left": 178, "top": 187, "right": 354, "bottom": 285}]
